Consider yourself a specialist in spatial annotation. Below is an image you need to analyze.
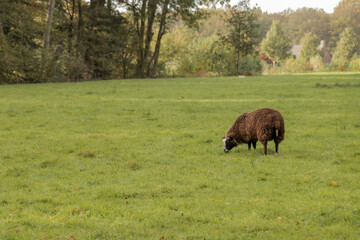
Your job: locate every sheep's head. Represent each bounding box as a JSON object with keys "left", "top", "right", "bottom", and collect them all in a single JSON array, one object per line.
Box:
[{"left": 222, "top": 136, "right": 237, "bottom": 153}]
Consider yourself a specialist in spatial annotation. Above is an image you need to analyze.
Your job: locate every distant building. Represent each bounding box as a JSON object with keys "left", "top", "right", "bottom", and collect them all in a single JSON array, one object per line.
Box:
[
  {"left": 317, "top": 40, "right": 332, "bottom": 64},
  {"left": 291, "top": 45, "right": 302, "bottom": 59},
  {"left": 291, "top": 40, "right": 332, "bottom": 64}
]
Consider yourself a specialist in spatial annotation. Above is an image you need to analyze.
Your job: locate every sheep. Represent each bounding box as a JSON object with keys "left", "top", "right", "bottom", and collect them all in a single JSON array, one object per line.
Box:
[{"left": 222, "top": 108, "right": 285, "bottom": 155}]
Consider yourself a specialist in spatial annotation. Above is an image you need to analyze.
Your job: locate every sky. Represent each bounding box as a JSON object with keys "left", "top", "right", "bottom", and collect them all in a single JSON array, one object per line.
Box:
[{"left": 232, "top": 0, "right": 341, "bottom": 13}]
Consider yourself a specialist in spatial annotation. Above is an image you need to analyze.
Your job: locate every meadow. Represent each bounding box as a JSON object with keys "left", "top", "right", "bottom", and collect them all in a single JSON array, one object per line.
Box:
[{"left": 0, "top": 74, "right": 360, "bottom": 239}]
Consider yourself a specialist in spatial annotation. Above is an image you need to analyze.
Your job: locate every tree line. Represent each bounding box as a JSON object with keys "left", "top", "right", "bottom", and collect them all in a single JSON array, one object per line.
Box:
[{"left": 0, "top": 0, "right": 359, "bottom": 84}]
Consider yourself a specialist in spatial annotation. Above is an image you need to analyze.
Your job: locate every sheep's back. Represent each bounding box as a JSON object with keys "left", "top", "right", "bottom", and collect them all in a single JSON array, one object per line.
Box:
[{"left": 245, "top": 108, "right": 285, "bottom": 141}]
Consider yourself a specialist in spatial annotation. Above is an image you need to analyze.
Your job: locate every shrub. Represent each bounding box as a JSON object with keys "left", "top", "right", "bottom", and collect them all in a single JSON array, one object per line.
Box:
[
  {"left": 330, "top": 57, "right": 348, "bottom": 71},
  {"left": 238, "top": 55, "right": 263, "bottom": 75},
  {"left": 349, "top": 58, "right": 360, "bottom": 72},
  {"left": 310, "top": 55, "right": 328, "bottom": 72}
]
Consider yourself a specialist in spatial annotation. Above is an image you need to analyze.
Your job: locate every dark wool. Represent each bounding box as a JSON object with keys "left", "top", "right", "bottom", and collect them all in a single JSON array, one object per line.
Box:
[{"left": 224, "top": 108, "right": 285, "bottom": 155}]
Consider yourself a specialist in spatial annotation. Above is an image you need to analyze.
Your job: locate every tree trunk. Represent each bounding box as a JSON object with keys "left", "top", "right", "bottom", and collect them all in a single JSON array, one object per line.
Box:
[
  {"left": 0, "top": 20, "right": 8, "bottom": 58},
  {"left": 76, "top": 0, "right": 82, "bottom": 59},
  {"left": 150, "top": 0, "right": 169, "bottom": 77},
  {"left": 122, "top": 54, "right": 128, "bottom": 79},
  {"left": 0, "top": 20, "right": 5, "bottom": 45},
  {"left": 136, "top": 0, "right": 147, "bottom": 77},
  {"left": 0, "top": 20, "right": 4, "bottom": 43},
  {"left": 67, "top": 1, "right": 75, "bottom": 55},
  {"left": 236, "top": 50, "right": 240, "bottom": 74},
  {"left": 42, "top": 0, "right": 56, "bottom": 65},
  {"left": 144, "top": 0, "right": 158, "bottom": 76}
]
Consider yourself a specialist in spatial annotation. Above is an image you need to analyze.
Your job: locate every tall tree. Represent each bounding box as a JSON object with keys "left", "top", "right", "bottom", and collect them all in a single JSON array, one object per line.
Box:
[
  {"left": 0, "top": 0, "right": 44, "bottom": 83},
  {"left": 261, "top": 21, "right": 292, "bottom": 65},
  {"left": 224, "top": 0, "right": 258, "bottom": 73},
  {"left": 84, "top": 0, "right": 111, "bottom": 78},
  {"left": 330, "top": 0, "right": 360, "bottom": 49},
  {"left": 149, "top": 0, "right": 169, "bottom": 77},
  {"left": 332, "top": 27, "right": 359, "bottom": 67},
  {"left": 64, "top": 0, "right": 77, "bottom": 55},
  {"left": 299, "top": 32, "right": 320, "bottom": 59},
  {"left": 43, "top": 0, "right": 56, "bottom": 65},
  {"left": 76, "top": 0, "right": 82, "bottom": 59},
  {"left": 285, "top": 8, "right": 330, "bottom": 44}
]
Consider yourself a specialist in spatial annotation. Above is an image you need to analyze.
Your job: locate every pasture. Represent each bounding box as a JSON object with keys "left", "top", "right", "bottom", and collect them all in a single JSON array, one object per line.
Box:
[{"left": 1, "top": 74, "right": 360, "bottom": 239}]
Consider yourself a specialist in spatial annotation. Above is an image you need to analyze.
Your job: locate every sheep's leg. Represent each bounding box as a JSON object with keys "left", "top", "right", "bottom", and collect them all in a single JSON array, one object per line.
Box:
[
  {"left": 275, "top": 141, "right": 279, "bottom": 154},
  {"left": 261, "top": 141, "right": 267, "bottom": 155},
  {"left": 252, "top": 141, "right": 256, "bottom": 149},
  {"left": 248, "top": 142, "right": 251, "bottom": 151}
]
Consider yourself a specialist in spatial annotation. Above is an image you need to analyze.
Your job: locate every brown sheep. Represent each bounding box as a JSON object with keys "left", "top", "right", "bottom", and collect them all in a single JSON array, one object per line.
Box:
[{"left": 222, "top": 108, "right": 285, "bottom": 155}]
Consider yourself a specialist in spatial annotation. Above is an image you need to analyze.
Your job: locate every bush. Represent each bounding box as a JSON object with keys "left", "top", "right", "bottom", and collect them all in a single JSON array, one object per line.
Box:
[
  {"left": 66, "top": 58, "right": 91, "bottom": 82},
  {"left": 238, "top": 56, "right": 263, "bottom": 75},
  {"left": 330, "top": 57, "right": 348, "bottom": 71},
  {"left": 349, "top": 58, "right": 360, "bottom": 72},
  {"left": 286, "top": 58, "right": 312, "bottom": 73},
  {"left": 310, "top": 55, "right": 328, "bottom": 72},
  {"left": 265, "top": 55, "right": 329, "bottom": 74}
]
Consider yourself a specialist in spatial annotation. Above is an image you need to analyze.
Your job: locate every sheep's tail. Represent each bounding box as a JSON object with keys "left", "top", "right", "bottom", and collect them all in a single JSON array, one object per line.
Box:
[
  {"left": 274, "top": 118, "right": 285, "bottom": 141},
  {"left": 274, "top": 119, "right": 281, "bottom": 138}
]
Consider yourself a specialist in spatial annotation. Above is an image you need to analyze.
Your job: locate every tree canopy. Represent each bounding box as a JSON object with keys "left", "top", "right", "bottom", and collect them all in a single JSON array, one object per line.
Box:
[
  {"left": 299, "top": 32, "right": 320, "bottom": 59},
  {"left": 261, "top": 21, "right": 292, "bottom": 63}
]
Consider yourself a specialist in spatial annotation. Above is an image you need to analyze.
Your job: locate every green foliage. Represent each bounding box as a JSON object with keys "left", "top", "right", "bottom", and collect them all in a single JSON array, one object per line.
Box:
[
  {"left": 224, "top": 0, "right": 258, "bottom": 56},
  {"left": 1, "top": 74, "right": 360, "bottom": 238},
  {"left": 261, "top": 21, "right": 292, "bottom": 63},
  {"left": 300, "top": 32, "right": 320, "bottom": 59},
  {"left": 198, "top": 9, "right": 227, "bottom": 37},
  {"left": 160, "top": 29, "right": 238, "bottom": 76},
  {"left": 331, "top": 27, "right": 359, "bottom": 70},
  {"left": 285, "top": 8, "right": 331, "bottom": 45},
  {"left": 237, "top": 55, "right": 263, "bottom": 75},
  {"left": 0, "top": 0, "right": 44, "bottom": 83},
  {"left": 285, "top": 58, "right": 313, "bottom": 73},
  {"left": 257, "top": 8, "right": 331, "bottom": 47},
  {"left": 267, "top": 55, "right": 328, "bottom": 74},
  {"left": 159, "top": 26, "right": 198, "bottom": 76},
  {"left": 309, "top": 55, "right": 328, "bottom": 72},
  {"left": 223, "top": 0, "right": 259, "bottom": 74},
  {"left": 329, "top": 0, "right": 360, "bottom": 50},
  {"left": 349, "top": 57, "right": 360, "bottom": 71},
  {"left": 185, "top": 35, "right": 231, "bottom": 75}
]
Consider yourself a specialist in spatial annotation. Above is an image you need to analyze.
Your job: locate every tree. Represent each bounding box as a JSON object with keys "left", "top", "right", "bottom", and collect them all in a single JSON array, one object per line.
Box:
[
  {"left": 120, "top": 0, "right": 229, "bottom": 78},
  {"left": 76, "top": 0, "right": 82, "bottom": 59},
  {"left": 256, "top": 9, "right": 287, "bottom": 41},
  {"left": 0, "top": 0, "right": 45, "bottom": 83},
  {"left": 299, "top": 32, "right": 320, "bottom": 59},
  {"left": 261, "top": 21, "right": 292, "bottom": 65},
  {"left": 330, "top": 0, "right": 360, "bottom": 50},
  {"left": 43, "top": 0, "right": 56, "bottom": 65},
  {"left": 224, "top": 0, "right": 259, "bottom": 73},
  {"left": 83, "top": 0, "right": 126, "bottom": 79},
  {"left": 64, "top": 0, "right": 76, "bottom": 55},
  {"left": 159, "top": 25, "right": 198, "bottom": 76},
  {"left": 332, "top": 27, "right": 359, "bottom": 68},
  {"left": 284, "top": 8, "right": 330, "bottom": 44}
]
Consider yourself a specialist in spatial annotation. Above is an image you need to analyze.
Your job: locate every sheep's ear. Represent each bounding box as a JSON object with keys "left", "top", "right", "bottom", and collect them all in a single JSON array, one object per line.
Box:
[{"left": 222, "top": 136, "right": 225, "bottom": 140}]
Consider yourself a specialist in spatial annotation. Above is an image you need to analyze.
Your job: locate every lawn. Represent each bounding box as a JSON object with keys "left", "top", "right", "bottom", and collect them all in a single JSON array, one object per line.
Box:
[{"left": 0, "top": 74, "right": 360, "bottom": 239}]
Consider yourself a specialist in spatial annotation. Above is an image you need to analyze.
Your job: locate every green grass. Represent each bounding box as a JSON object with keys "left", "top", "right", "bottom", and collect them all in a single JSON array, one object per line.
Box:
[{"left": 1, "top": 74, "right": 360, "bottom": 239}]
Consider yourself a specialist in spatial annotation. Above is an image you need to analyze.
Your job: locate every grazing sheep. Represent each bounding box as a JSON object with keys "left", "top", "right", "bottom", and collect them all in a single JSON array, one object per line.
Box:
[{"left": 223, "top": 108, "right": 285, "bottom": 155}]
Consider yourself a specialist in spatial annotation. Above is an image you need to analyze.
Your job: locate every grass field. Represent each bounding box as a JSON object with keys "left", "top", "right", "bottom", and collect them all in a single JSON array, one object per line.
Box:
[{"left": 1, "top": 74, "right": 360, "bottom": 239}]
